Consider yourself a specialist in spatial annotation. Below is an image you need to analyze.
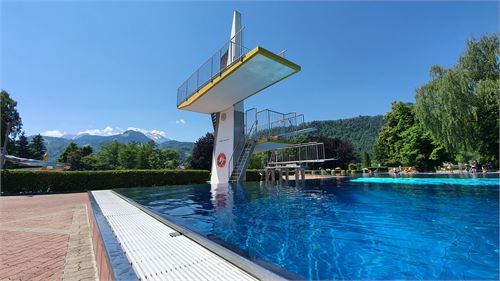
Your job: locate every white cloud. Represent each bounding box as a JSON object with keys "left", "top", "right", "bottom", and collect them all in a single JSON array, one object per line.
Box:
[
  {"left": 127, "top": 127, "right": 148, "bottom": 134},
  {"left": 150, "top": 129, "right": 166, "bottom": 137},
  {"left": 78, "top": 126, "right": 120, "bottom": 136},
  {"left": 47, "top": 126, "right": 167, "bottom": 140},
  {"left": 127, "top": 127, "right": 167, "bottom": 139},
  {"left": 41, "top": 130, "right": 65, "bottom": 138},
  {"left": 175, "top": 119, "right": 186, "bottom": 124}
]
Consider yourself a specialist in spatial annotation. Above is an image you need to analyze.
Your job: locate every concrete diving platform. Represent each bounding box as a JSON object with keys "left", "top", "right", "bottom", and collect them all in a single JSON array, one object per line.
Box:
[{"left": 177, "top": 46, "right": 300, "bottom": 113}]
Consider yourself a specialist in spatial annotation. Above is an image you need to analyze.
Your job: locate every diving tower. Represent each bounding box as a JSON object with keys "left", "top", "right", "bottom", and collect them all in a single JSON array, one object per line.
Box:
[{"left": 177, "top": 11, "right": 321, "bottom": 184}]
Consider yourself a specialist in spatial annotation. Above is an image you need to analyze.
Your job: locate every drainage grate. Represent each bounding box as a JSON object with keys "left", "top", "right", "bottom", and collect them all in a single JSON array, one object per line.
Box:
[{"left": 169, "top": 231, "right": 182, "bottom": 238}]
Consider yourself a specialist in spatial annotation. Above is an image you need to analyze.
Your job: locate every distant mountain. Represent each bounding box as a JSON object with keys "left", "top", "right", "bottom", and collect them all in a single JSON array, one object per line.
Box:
[
  {"left": 143, "top": 131, "right": 169, "bottom": 143},
  {"left": 61, "top": 134, "right": 78, "bottom": 139},
  {"left": 159, "top": 140, "right": 195, "bottom": 162},
  {"left": 31, "top": 130, "right": 194, "bottom": 162},
  {"left": 32, "top": 115, "right": 383, "bottom": 162},
  {"left": 308, "top": 115, "right": 385, "bottom": 156}
]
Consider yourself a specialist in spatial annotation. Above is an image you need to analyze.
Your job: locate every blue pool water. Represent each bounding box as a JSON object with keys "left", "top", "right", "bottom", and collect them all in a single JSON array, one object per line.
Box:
[{"left": 115, "top": 175, "right": 499, "bottom": 280}]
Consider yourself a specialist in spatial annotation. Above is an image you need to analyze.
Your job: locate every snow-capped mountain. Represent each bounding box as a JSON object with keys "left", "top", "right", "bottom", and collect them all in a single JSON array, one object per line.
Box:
[{"left": 143, "top": 131, "right": 169, "bottom": 143}]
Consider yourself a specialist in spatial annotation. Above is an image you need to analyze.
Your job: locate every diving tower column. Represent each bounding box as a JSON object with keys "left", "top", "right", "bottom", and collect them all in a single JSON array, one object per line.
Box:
[
  {"left": 210, "top": 103, "right": 244, "bottom": 184},
  {"left": 210, "top": 11, "right": 244, "bottom": 184}
]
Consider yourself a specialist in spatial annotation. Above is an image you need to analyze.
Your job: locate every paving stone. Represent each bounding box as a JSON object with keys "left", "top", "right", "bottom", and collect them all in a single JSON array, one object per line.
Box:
[{"left": 0, "top": 193, "right": 98, "bottom": 280}]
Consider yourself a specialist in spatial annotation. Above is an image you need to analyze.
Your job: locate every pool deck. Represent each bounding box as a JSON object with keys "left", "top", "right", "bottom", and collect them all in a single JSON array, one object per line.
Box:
[{"left": 0, "top": 193, "right": 98, "bottom": 281}]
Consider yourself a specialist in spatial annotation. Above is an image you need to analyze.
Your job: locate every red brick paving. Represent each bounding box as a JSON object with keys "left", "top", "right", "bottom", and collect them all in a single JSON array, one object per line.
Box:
[{"left": 0, "top": 193, "right": 97, "bottom": 281}]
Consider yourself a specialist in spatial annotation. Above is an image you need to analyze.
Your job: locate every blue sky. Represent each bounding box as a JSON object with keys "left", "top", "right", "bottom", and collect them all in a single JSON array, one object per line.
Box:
[{"left": 1, "top": 1, "right": 498, "bottom": 141}]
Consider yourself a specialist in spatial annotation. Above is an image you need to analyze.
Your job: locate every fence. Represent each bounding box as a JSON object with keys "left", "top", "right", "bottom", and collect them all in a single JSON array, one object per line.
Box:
[{"left": 177, "top": 28, "right": 250, "bottom": 106}]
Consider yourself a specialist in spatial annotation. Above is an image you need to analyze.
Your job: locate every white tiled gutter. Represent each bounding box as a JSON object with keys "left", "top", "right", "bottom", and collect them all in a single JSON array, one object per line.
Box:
[{"left": 91, "top": 190, "right": 287, "bottom": 281}]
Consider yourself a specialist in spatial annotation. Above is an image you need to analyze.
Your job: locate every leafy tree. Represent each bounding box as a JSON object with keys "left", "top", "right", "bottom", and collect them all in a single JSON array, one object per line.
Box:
[
  {"left": 58, "top": 142, "right": 84, "bottom": 170},
  {"left": 29, "top": 134, "right": 46, "bottom": 160},
  {"left": 1, "top": 90, "right": 23, "bottom": 168},
  {"left": 57, "top": 143, "right": 94, "bottom": 170},
  {"left": 118, "top": 143, "right": 138, "bottom": 169},
  {"left": 81, "top": 154, "right": 107, "bottom": 170},
  {"left": 309, "top": 136, "right": 359, "bottom": 169},
  {"left": 159, "top": 149, "right": 180, "bottom": 169},
  {"left": 99, "top": 141, "right": 121, "bottom": 169},
  {"left": 16, "top": 132, "right": 31, "bottom": 158},
  {"left": 1, "top": 90, "right": 22, "bottom": 147},
  {"left": 475, "top": 79, "right": 500, "bottom": 163},
  {"left": 308, "top": 115, "right": 385, "bottom": 156},
  {"left": 77, "top": 141, "right": 180, "bottom": 170},
  {"left": 188, "top": 133, "right": 214, "bottom": 170},
  {"left": 374, "top": 102, "right": 415, "bottom": 166},
  {"left": 249, "top": 153, "right": 266, "bottom": 169},
  {"left": 58, "top": 142, "right": 79, "bottom": 163},
  {"left": 362, "top": 152, "right": 371, "bottom": 168},
  {"left": 80, "top": 145, "right": 93, "bottom": 157},
  {"left": 374, "top": 102, "right": 451, "bottom": 170},
  {"left": 414, "top": 34, "right": 499, "bottom": 165}
]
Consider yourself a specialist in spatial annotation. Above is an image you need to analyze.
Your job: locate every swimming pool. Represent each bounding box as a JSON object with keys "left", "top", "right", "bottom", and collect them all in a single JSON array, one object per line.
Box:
[{"left": 115, "top": 175, "right": 499, "bottom": 280}]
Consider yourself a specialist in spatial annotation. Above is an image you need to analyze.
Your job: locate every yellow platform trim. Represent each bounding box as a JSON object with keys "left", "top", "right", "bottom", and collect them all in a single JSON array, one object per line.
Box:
[
  {"left": 177, "top": 46, "right": 301, "bottom": 110},
  {"left": 255, "top": 137, "right": 291, "bottom": 145}
]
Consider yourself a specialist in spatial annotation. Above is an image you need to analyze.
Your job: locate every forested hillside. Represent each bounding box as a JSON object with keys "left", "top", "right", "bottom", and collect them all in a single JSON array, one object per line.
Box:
[
  {"left": 309, "top": 115, "right": 385, "bottom": 156},
  {"left": 29, "top": 131, "right": 194, "bottom": 162}
]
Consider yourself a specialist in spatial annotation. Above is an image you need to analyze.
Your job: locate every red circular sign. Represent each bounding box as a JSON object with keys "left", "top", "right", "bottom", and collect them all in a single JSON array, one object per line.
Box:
[{"left": 217, "top": 153, "right": 226, "bottom": 168}]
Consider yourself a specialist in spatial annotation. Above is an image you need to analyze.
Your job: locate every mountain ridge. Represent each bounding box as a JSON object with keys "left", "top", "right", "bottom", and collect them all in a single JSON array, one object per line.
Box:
[
  {"left": 29, "top": 130, "right": 194, "bottom": 162},
  {"left": 32, "top": 115, "right": 385, "bottom": 162}
]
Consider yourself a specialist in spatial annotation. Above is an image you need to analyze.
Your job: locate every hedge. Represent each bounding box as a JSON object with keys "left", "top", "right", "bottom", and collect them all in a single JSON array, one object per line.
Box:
[
  {"left": 1, "top": 169, "right": 266, "bottom": 195},
  {"left": 246, "top": 169, "right": 264, "bottom": 181},
  {"left": 0, "top": 170, "right": 210, "bottom": 194}
]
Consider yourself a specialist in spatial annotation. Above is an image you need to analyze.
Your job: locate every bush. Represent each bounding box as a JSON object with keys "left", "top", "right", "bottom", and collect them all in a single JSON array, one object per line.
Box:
[
  {"left": 1, "top": 169, "right": 266, "bottom": 195},
  {"left": 246, "top": 169, "right": 264, "bottom": 181},
  {"left": 1, "top": 170, "right": 210, "bottom": 194}
]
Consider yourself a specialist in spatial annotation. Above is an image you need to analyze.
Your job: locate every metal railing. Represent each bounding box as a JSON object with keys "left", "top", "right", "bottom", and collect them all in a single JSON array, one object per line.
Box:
[
  {"left": 246, "top": 109, "right": 306, "bottom": 140},
  {"left": 267, "top": 142, "right": 326, "bottom": 166},
  {"left": 177, "top": 28, "right": 250, "bottom": 106},
  {"left": 227, "top": 118, "right": 258, "bottom": 179},
  {"left": 227, "top": 107, "right": 310, "bottom": 178}
]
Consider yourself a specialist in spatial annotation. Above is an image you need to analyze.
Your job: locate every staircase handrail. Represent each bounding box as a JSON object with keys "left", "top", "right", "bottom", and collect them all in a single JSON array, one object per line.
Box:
[{"left": 227, "top": 119, "right": 258, "bottom": 178}]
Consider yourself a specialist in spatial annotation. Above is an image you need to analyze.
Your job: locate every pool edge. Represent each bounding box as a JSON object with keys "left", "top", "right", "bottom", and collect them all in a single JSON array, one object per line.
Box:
[{"left": 111, "top": 190, "right": 302, "bottom": 281}]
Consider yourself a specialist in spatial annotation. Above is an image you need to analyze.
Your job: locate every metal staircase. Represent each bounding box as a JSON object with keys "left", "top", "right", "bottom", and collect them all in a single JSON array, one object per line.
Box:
[
  {"left": 228, "top": 119, "right": 258, "bottom": 183},
  {"left": 227, "top": 107, "right": 315, "bottom": 183},
  {"left": 229, "top": 140, "right": 256, "bottom": 182},
  {"left": 211, "top": 113, "right": 218, "bottom": 131}
]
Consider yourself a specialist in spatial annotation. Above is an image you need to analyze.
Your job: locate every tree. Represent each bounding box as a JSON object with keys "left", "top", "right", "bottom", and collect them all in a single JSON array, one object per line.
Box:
[
  {"left": 16, "top": 132, "right": 31, "bottom": 158},
  {"left": 58, "top": 142, "right": 83, "bottom": 170},
  {"left": 475, "top": 79, "right": 500, "bottom": 163},
  {"left": 414, "top": 34, "right": 499, "bottom": 165},
  {"left": 29, "top": 134, "right": 46, "bottom": 160},
  {"left": 249, "top": 153, "right": 266, "bottom": 169},
  {"left": 309, "top": 136, "right": 359, "bottom": 169},
  {"left": 58, "top": 143, "right": 95, "bottom": 170},
  {"left": 99, "top": 141, "right": 121, "bottom": 169},
  {"left": 188, "top": 132, "right": 214, "bottom": 170},
  {"left": 80, "top": 145, "right": 93, "bottom": 157},
  {"left": 308, "top": 115, "right": 385, "bottom": 156},
  {"left": 78, "top": 141, "right": 180, "bottom": 171},
  {"left": 157, "top": 149, "right": 179, "bottom": 169},
  {"left": 118, "top": 143, "right": 138, "bottom": 169},
  {"left": 1, "top": 90, "right": 23, "bottom": 168},
  {"left": 374, "top": 102, "right": 451, "bottom": 170},
  {"left": 362, "top": 152, "right": 371, "bottom": 168},
  {"left": 58, "top": 142, "right": 79, "bottom": 163},
  {"left": 374, "top": 102, "right": 415, "bottom": 166}
]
